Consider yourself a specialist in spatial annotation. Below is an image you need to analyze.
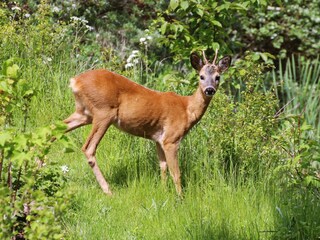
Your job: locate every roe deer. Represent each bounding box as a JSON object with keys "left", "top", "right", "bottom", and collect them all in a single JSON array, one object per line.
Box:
[{"left": 63, "top": 50, "right": 231, "bottom": 195}]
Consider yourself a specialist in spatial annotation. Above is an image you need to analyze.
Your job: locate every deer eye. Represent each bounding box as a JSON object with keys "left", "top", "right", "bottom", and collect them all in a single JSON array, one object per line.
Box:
[
  {"left": 200, "top": 75, "right": 205, "bottom": 80},
  {"left": 215, "top": 76, "right": 220, "bottom": 82}
]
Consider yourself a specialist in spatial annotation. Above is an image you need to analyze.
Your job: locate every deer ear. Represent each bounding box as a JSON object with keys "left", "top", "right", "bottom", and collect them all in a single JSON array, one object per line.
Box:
[
  {"left": 218, "top": 56, "right": 231, "bottom": 72},
  {"left": 190, "top": 53, "right": 204, "bottom": 71}
]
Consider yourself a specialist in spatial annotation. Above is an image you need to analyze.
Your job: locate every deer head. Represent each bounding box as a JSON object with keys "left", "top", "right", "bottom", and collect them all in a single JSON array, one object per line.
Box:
[{"left": 191, "top": 50, "right": 231, "bottom": 97}]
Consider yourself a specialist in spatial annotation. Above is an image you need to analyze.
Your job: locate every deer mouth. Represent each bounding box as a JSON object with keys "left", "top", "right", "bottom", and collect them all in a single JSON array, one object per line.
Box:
[{"left": 204, "top": 87, "right": 216, "bottom": 97}]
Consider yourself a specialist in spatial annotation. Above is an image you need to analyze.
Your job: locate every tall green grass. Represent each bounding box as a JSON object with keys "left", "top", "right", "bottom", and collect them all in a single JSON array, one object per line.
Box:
[
  {"left": 30, "top": 52, "right": 319, "bottom": 239},
  {"left": 271, "top": 55, "right": 320, "bottom": 137},
  {"left": 2, "top": 6, "right": 319, "bottom": 238}
]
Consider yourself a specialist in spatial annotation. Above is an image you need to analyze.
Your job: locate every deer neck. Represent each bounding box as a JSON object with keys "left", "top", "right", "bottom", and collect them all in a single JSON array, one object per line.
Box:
[{"left": 186, "top": 85, "right": 212, "bottom": 127}]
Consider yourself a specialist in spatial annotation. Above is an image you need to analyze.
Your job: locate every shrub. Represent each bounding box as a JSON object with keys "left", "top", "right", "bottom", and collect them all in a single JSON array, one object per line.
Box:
[
  {"left": 0, "top": 59, "right": 72, "bottom": 239},
  {"left": 233, "top": 0, "right": 320, "bottom": 58}
]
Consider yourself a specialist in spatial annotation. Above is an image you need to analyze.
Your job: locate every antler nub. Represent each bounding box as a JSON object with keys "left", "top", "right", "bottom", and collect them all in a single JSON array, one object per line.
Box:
[
  {"left": 212, "top": 48, "right": 219, "bottom": 65},
  {"left": 202, "top": 50, "right": 209, "bottom": 64}
]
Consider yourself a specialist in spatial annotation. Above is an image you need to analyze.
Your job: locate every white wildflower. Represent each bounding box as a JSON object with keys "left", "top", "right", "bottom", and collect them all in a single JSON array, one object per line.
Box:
[
  {"left": 139, "top": 37, "right": 146, "bottom": 43},
  {"left": 42, "top": 56, "right": 53, "bottom": 64},
  {"left": 70, "top": 16, "right": 80, "bottom": 21},
  {"left": 12, "top": 6, "right": 21, "bottom": 11},
  {"left": 125, "top": 63, "right": 134, "bottom": 69},
  {"left": 126, "top": 50, "right": 139, "bottom": 63},
  {"left": 86, "top": 25, "right": 94, "bottom": 31},
  {"left": 24, "top": 13, "right": 30, "bottom": 18},
  {"left": 82, "top": 19, "right": 88, "bottom": 24},
  {"left": 133, "top": 58, "right": 139, "bottom": 64},
  {"left": 52, "top": 6, "right": 60, "bottom": 13},
  {"left": 61, "top": 165, "right": 69, "bottom": 174}
]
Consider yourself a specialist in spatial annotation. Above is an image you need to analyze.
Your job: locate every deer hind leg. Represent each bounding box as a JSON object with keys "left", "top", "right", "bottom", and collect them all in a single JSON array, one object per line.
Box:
[
  {"left": 64, "top": 94, "right": 92, "bottom": 132},
  {"left": 156, "top": 143, "right": 167, "bottom": 184},
  {"left": 82, "top": 115, "right": 113, "bottom": 195},
  {"left": 162, "top": 142, "right": 182, "bottom": 195}
]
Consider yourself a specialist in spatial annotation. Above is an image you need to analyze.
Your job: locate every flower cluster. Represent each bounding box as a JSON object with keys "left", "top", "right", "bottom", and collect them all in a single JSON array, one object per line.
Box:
[
  {"left": 11, "top": 5, "right": 30, "bottom": 18},
  {"left": 125, "top": 50, "right": 140, "bottom": 69},
  {"left": 70, "top": 16, "right": 94, "bottom": 31},
  {"left": 139, "top": 30, "right": 153, "bottom": 45}
]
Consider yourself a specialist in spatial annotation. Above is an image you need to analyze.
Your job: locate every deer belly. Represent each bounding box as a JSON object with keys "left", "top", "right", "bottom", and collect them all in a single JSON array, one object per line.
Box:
[{"left": 113, "top": 116, "right": 161, "bottom": 140}]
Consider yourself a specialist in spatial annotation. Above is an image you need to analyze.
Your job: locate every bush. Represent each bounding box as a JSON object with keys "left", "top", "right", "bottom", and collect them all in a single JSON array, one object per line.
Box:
[
  {"left": 232, "top": 0, "right": 320, "bottom": 58},
  {"left": 0, "top": 59, "right": 72, "bottom": 239}
]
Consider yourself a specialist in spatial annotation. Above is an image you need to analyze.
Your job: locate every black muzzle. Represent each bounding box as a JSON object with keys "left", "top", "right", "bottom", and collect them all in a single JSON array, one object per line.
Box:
[{"left": 204, "top": 87, "right": 215, "bottom": 97}]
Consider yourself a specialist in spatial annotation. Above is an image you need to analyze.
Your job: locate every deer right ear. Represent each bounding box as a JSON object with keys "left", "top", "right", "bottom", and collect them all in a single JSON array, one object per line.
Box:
[{"left": 190, "top": 53, "right": 204, "bottom": 71}]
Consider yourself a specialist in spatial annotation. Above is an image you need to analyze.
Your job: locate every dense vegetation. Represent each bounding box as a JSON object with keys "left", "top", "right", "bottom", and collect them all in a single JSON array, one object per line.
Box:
[{"left": 0, "top": 0, "right": 319, "bottom": 239}]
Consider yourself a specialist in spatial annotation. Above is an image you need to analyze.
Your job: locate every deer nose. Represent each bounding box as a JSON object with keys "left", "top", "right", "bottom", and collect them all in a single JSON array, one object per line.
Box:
[{"left": 204, "top": 87, "right": 215, "bottom": 96}]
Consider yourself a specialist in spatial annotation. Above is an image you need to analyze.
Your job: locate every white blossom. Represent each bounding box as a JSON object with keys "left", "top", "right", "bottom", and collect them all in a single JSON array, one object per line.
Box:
[
  {"left": 133, "top": 58, "right": 139, "bottom": 64},
  {"left": 139, "top": 37, "right": 146, "bottom": 43},
  {"left": 85, "top": 25, "right": 94, "bottom": 31},
  {"left": 52, "top": 6, "right": 60, "bottom": 13},
  {"left": 12, "top": 6, "right": 21, "bottom": 11},
  {"left": 125, "top": 63, "right": 134, "bottom": 69},
  {"left": 70, "top": 16, "right": 88, "bottom": 24},
  {"left": 61, "top": 165, "right": 69, "bottom": 174}
]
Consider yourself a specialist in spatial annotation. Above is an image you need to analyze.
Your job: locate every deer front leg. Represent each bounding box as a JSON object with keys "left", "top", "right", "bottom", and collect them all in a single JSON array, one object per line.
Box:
[
  {"left": 162, "top": 142, "right": 182, "bottom": 195},
  {"left": 156, "top": 143, "right": 167, "bottom": 184},
  {"left": 82, "top": 118, "right": 112, "bottom": 195}
]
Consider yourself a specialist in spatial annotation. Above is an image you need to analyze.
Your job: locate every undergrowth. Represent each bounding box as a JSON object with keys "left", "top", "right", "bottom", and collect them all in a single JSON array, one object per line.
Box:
[{"left": 0, "top": 1, "right": 319, "bottom": 239}]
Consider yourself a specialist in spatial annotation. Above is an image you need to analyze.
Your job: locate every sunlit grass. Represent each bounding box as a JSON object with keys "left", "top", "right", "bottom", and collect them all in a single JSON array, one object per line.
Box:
[{"left": 19, "top": 49, "right": 320, "bottom": 240}]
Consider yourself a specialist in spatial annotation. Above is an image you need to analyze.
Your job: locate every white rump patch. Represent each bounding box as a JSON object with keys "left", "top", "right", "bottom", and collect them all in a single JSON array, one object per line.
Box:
[{"left": 69, "top": 78, "right": 79, "bottom": 93}]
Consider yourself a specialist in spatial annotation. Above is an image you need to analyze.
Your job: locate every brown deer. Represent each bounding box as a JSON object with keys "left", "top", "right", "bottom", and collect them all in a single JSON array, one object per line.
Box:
[{"left": 63, "top": 50, "right": 231, "bottom": 195}]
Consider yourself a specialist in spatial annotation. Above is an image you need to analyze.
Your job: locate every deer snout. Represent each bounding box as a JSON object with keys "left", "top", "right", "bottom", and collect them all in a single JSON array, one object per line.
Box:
[{"left": 204, "top": 86, "right": 216, "bottom": 97}]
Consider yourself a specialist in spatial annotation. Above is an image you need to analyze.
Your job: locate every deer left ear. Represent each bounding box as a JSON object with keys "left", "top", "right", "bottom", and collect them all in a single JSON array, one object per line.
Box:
[
  {"left": 218, "top": 56, "right": 231, "bottom": 72},
  {"left": 190, "top": 53, "right": 204, "bottom": 71}
]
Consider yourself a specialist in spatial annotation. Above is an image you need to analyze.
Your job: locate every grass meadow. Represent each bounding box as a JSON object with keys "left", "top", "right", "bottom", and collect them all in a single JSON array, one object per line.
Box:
[
  {"left": 28, "top": 54, "right": 319, "bottom": 239},
  {"left": 1, "top": 3, "right": 319, "bottom": 238}
]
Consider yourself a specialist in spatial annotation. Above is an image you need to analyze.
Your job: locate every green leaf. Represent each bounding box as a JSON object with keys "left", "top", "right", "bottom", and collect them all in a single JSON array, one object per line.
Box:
[
  {"left": 196, "top": 8, "right": 204, "bottom": 17},
  {"left": 63, "top": 147, "right": 74, "bottom": 153},
  {"left": 304, "top": 176, "right": 320, "bottom": 187},
  {"left": 169, "top": 0, "right": 179, "bottom": 11},
  {"left": 160, "top": 22, "right": 168, "bottom": 35},
  {"left": 252, "top": 53, "right": 260, "bottom": 61},
  {"left": 211, "top": 20, "right": 222, "bottom": 28},
  {"left": 0, "top": 131, "right": 11, "bottom": 146},
  {"left": 6, "top": 64, "right": 20, "bottom": 80},
  {"left": 180, "top": 1, "right": 189, "bottom": 10},
  {"left": 11, "top": 151, "right": 31, "bottom": 165},
  {"left": 14, "top": 134, "right": 28, "bottom": 150},
  {"left": 259, "top": 53, "right": 269, "bottom": 63},
  {"left": 239, "top": 69, "right": 247, "bottom": 76},
  {"left": 0, "top": 81, "right": 12, "bottom": 93},
  {"left": 301, "top": 122, "right": 312, "bottom": 131},
  {"left": 211, "top": 42, "right": 220, "bottom": 51}
]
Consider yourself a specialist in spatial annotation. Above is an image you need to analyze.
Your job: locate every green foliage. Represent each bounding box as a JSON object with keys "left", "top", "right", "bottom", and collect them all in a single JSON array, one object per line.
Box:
[
  {"left": 0, "top": 58, "right": 34, "bottom": 128},
  {"left": 273, "top": 117, "right": 320, "bottom": 195},
  {"left": 271, "top": 55, "right": 320, "bottom": 137},
  {"left": 0, "top": 125, "right": 70, "bottom": 240},
  {"left": 152, "top": 0, "right": 262, "bottom": 60},
  {"left": 0, "top": 59, "right": 72, "bottom": 239},
  {"left": 0, "top": 1, "right": 67, "bottom": 63},
  {"left": 1, "top": 1, "right": 319, "bottom": 239},
  {"left": 202, "top": 54, "right": 279, "bottom": 179},
  {"left": 234, "top": 0, "right": 320, "bottom": 58}
]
